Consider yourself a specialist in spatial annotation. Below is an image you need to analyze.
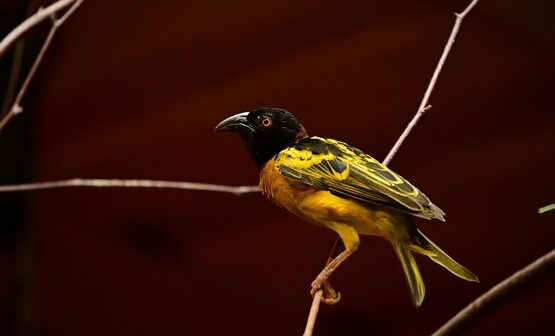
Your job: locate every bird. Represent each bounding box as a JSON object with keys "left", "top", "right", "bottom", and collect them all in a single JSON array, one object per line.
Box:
[{"left": 214, "top": 107, "right": 478, "bottom": 307}]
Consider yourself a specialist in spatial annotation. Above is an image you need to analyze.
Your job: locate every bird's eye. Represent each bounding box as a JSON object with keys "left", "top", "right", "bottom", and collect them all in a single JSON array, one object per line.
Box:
[{"left": 260, "top": 117, "right": 272, "bottom": 127}]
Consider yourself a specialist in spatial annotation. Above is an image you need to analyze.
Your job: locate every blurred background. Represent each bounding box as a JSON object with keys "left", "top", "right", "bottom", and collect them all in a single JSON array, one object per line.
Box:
[{"left": 1, "top": 0, "right": 554, "bottom": 335}]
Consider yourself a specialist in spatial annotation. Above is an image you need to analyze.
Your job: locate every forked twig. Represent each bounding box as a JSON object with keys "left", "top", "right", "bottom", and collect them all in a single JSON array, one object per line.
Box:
[
  {"left": 303, "top": 1, "right": 480, "bottom": 335},
  {"left": 0, "top": 0, "right": 84, "bottom": 132},
  {"left": 0, "top": 0, "right": 79, "bottom": 58}
]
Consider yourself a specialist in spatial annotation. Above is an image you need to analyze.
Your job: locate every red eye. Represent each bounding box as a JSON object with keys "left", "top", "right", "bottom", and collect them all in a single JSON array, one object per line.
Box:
[{"left": 261, "top": 117, "right": 272, "bottom": 127}]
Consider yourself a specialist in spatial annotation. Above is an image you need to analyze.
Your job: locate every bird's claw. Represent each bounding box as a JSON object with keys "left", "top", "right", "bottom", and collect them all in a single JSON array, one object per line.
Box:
[
  {"left": 310, "top": 275, "right": 325, "bottom": 297},
  {"left": 322, "top": 290, "right": 341, "bottom": 305},
  {"left": 310, "top": 277, "right": 341, "bottom": 305}
]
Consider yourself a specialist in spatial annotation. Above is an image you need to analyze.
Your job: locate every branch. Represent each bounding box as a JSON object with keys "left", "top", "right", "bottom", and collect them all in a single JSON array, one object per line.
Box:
[
  {"left": 432, "top": 248, "right": 555, "bottom": 336},
  {"left": 382, "top": 0, "right": 479, "bottom": 165},
  {"left": 0, "top": 0, "right": 84, "bottom": 132},
  {"left": 0, "top": 0, "right": 256, "bottom": 199},
  {"left": 0, "top": 0, "right": 257, "bottom": 198},
  {"left": 0, "top": 0, "right": 78, "bottom": 58},
  {"left": 0, "top": 178, "right": 260, "bottom": 196},
  {"left": 303, "top": 290, "right": 323, "bottom": 336},
  {"left": 303, "top": 1, "right": 480, "bottom": 334},
  {"left": 1, "top": 27, "right": 26, "bottom": 117}
]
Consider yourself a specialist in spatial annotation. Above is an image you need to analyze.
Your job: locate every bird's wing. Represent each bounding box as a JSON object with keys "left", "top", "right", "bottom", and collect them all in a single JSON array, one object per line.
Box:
[{"left": 275, "top": 136, "right": 444, "bottom": 220}]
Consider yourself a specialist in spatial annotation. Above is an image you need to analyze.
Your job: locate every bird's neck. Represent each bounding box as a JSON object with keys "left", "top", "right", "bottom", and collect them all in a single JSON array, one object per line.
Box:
[{"left": 251, "top": 126, "right": 309, "bottom": 167}]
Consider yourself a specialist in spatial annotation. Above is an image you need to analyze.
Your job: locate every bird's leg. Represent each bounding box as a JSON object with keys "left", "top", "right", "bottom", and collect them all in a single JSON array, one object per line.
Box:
[
  {"left": 318, "top": 236, "right": 344, "bottom": 304},
  {"left": 310, "top": 224, "right": 359, "bottom": 301},
  {"left": 310, "top": 249, "right": 353, "bottom": 298}
]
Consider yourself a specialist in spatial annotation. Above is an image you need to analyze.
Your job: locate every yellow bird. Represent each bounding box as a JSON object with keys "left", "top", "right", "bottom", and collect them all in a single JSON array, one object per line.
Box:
[{"left": 215, "top": 107, "right": 478, "bottom": 307}]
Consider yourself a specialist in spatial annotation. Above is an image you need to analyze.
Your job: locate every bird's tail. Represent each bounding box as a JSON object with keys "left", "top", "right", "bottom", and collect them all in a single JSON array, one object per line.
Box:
[
  {"left": 410, "top": 229, "right": 479, "bottom": 283},
  {"left": 391, "top": 241, "right": 425, "bottom": 308}
]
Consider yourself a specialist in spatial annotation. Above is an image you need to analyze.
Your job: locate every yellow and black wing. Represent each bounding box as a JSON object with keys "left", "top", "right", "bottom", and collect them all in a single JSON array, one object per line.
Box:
[{"left": 275, "top": 136, "right": 445, "bottom": 220}]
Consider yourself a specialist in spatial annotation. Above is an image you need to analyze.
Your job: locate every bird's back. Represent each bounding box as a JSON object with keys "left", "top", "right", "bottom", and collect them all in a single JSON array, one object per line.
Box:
[{"left": 273, "top": 136, "right": 445, "bottom": 221}]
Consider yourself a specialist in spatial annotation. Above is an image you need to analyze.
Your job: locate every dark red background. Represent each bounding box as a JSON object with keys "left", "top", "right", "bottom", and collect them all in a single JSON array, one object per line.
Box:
[{"left": 1, "top": 0, "right": 554, "bottom": 335}]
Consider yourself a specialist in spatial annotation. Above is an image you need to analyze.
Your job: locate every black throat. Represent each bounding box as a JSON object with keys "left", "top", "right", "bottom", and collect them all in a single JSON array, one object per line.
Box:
[
  {"left": 246, "top": 127, "right": 307, "bottom": 166},
  {"left": 243, "top": 134, "right": 295, "bottom": 166}
]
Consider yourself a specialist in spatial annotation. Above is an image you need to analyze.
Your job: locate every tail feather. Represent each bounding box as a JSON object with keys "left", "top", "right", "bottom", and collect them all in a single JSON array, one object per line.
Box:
[
  {"left": 411, "top": 229, "right": 479, "bottom": 282},
  {"left": 391, "top": 242, "right": 425, "bottom": 308}
]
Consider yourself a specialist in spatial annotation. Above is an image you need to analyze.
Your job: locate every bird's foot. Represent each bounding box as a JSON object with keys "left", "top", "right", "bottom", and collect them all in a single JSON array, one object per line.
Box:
[
  {"left": 310, "top": 274, "right": 326, "bottom": 297},
  {"left": 310, "top": 277, "right": 341, "bottom": 305}
]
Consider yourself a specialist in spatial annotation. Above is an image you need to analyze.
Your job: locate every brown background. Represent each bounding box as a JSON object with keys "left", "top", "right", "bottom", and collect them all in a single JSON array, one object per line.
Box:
[{"left": 1, "top": 0, "right": 554, "bottom": 335}]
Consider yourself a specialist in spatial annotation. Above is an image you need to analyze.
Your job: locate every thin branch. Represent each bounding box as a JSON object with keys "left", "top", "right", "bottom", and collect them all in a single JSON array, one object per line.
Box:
[
  {"left": 0, "top": 24, "right": 56, "bottom": 130},
  {"left": 0, "top": 0, "right": 84, "bottom": 132},
  {"left": 0, "top": 178, "right": 260, "bottom": 196},
  {"left": 432, "top": 248, "right": 555, "bottom": 336},
  {"left": 0, "top": 0, "right": 78, "bottom": 59},
  {"left": 303, "top": 290, "right": 323, "bottom": 336},
  {"left": 383, "top": 0, "right": 479, "bottom": 165},
  {"left": 303, "top": 1, "right": 480, "bottom": 334},
  {"left": 1, "top": 35, "right": 26, "bottom": 117},
  {"left": 1, "top": 0, "right": 41, "bottom": 117},
  {"left": 0, "top": 0, "right": 252, "bottom": 198}
]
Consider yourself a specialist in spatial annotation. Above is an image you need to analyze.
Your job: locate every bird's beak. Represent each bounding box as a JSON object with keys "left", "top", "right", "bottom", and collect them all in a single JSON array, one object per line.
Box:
[{"left": 214, "top": 112, "right": 254, "bottom": 133}]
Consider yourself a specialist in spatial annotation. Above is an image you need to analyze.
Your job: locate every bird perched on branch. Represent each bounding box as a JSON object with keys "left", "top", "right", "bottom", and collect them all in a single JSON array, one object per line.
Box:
[{"left": 215, "top": 107, "right": 478, "bottom": 307}]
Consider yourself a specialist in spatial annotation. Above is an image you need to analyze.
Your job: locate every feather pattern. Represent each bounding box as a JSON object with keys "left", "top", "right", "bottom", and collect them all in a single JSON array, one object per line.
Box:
[{"left": 275, "top": 136, "right": 445, "bottom": 220}]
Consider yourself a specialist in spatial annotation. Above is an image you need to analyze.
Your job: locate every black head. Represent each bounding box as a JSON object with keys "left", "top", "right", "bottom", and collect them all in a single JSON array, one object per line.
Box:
[{"left": 214, "top": 107, "right": 307, "bottom": 166}]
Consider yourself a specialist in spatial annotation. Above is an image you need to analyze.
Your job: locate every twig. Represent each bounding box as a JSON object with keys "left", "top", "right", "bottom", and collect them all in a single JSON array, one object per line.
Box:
[
  {"left": 432, "top": 248, "right": 555, "bottom": 336},
  {"left": 0, "top": 0, "right": 84, "bottom": 132},
  {"left": 1, "top": 0, "right": 41, "bottom": 117},
  {"left": 303, "top": 290, "right": 323, "bottom": 336},
  {"left": 0, "top": 0, "right": 253, "bottom": 199},
  {"left": 383, "top": 0, "right": 479, "bottom": 165},
  {"left": 1, "top": 33, "right": 26, "bottom": 117},
  {"left": 0, "top": 0, "right": 78, "bottom": 58},
  {"left": 0, "top": 1, "right": 259, "bottom": 198},
  {"left": 303, "top": 1, "right": 480, "bottom": 334},
  {"left": 0, "top": 23, "right": 56, "bottom": 130},
  {"left": 0, "top": 178, "right": 260, "bottom": 196}
]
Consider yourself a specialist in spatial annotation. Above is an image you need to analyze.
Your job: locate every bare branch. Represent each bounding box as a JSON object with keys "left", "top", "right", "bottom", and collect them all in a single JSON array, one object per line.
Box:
[
  {"left": 303, "top": 290, "right": 323, "bottom": 336},
  {"left": 0, "top": 178, "right": 260, "bottom": 196},
  {"left": 1, "top": 31, "right": 26, "bottom": 117},
  {"left": 303, "top": 1, "right": 480, "bottom": 334},
  {"left": 0, "top": 25, "right": 56, "bottom": 130},
  {"left": 432, "top": 248, "right": 555, "bottom": 336},
  {"left": 0, "top": 0, "right": 84, "bottom": 132},
  {"left": 0, "top": 0, "right": 78, "bottom": 59},
  {"left": 383, "top": 0, "right": 479, "bottom": 165},
  {"left": 0, "top": 0, "right": 254, "bottom": 201}
]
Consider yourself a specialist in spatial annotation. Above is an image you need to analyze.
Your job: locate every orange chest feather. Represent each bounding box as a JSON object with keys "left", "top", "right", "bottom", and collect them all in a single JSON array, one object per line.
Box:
[
  {"left": 259, "top": 158, "right": 314, "bottom": 213},
  {"left": 259, "top": 158, "right": 389, "bottom": 237}
]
